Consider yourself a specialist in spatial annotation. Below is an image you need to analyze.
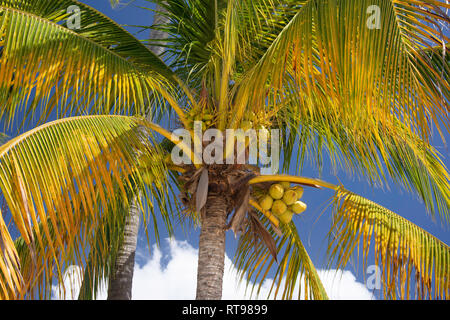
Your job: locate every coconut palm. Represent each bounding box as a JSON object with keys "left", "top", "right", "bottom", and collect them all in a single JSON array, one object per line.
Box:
[
  {"left": 0, "top": 0, "right": 449, "bottom": 300},
  {"left": 104, "top": 1, "right": 169, "bottom": 301}
]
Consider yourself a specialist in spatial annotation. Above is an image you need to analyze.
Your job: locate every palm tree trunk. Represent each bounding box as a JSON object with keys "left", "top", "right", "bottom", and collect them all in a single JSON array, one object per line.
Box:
[
  {"left": 196, "top": 194, "right": 228, "bottom": 300},
  {"left": 106, "top": 5, "right": 168, "bottom": 300},
  {"left": 107, "top": 197, "right": 140, "bottom": 300}
]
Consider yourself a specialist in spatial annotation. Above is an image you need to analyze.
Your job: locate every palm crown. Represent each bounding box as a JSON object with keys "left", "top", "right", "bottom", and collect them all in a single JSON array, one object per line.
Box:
[{"left": 0, "top": 0, "right": 449, "bottom": 300}]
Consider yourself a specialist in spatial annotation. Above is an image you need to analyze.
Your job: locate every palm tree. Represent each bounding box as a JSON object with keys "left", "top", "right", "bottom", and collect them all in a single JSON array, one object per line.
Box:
[
  {"left": 0, "top": 0, "right": 449, "bottom": 300},
  {"left": 105, "top": 1, "right": 169, "bottom": 301}
]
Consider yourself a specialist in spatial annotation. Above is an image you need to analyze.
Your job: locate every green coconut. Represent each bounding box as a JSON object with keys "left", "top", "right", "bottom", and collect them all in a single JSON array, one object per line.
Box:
[
  {"left": 272, "top": 200, "right": 287, "bottom": 216},
  {"left": 282, "top": 189, "right": 297, "bottom": 206},
  {"left": 293, "top": 186, "right": 304, "bottom": 199},
  {"left": 278, "top": 210, "right": 294, "bottom": 224},
  {"left": 269, "top": 184, "right": 284, "bottom": 200},
  {"left": 259, "top": 195, "right": 273, "bottom": 211},
  {"left": 280, "top": 181, "right": 291, "bottom": 190},
  {"left": 291, "top": 201, "right": 307, "bottom": 214}
]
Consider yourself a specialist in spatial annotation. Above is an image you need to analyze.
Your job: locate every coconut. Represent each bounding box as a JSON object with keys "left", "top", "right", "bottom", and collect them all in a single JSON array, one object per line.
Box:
[
  {"left": 293, "top": 186, "right": 304, "bottom": 199},
  {"left": 203, "top": 114, "right": 214, "bottom": 121},
  {"left": 269, "top": 184, "right": 284, "bottom": 200},
  {"left": 291, "top": 201, "right": 307, "bottom": 214},
  {"left": 272, "top": 200, "right": 287, "bottom": 216},
  {"left": 282, "top": 189, "right": 297, "bottom": 205},
  {"left": 259, "top": 195, "right": 273, "bottom": 211},
  {"left": 241, "top": 120, "right": 253, "bottom": 131},
  {"left": 142, "top": 171, "right": 154, "bottom": 185},
  {"left": 280, "top": 181, "right": 291, "bottom": 190},
  {"left": 278, "top": 210, "right": 294, "bottom": 224}
]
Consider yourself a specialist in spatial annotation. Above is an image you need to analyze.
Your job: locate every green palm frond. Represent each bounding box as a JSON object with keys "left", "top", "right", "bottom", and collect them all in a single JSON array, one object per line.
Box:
[
  {"left": 0, "top": 114, "right": 173, "bottom": 299},
  {"left": 235, "top": 209, "right": 328, "bottom": 300},
  {"left": 0, "top": 0, "right": 175, "bottom": 129},
  {"left": 328, "top": 187, "right": 450, "bottom": 299},
  {"left": 145, "top": 0, "right": 225, "bottom": 89}
]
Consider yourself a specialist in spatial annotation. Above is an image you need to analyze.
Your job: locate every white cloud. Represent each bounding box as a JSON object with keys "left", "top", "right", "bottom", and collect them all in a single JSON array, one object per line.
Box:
[
  {"left": 53, "top": 238, "right": 375, "bottom": 300},
  {"left": 52, "top": 265, "right": 86, "bottom": 300}
]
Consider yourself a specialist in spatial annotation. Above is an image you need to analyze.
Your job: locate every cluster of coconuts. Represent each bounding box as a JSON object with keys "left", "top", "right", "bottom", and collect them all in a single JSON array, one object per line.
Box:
[
  {"left": 259, "top": 182, "right": 307, "bottom": 224},
  {"left": 240, "top": 112, "right": 272, "bottom": 132},
  {"left": 186, "top": 109, "right": 214, "bottom": 131}
]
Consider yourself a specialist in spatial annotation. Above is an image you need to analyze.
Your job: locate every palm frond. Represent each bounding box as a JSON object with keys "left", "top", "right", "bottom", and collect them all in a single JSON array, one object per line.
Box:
[
  {"left": 233, "top": 0, "right": 449, "bottom": 145},
  {"left": 0, "top": 114, "right": 172, "bottom": 299},
  {"left": 328, "top": 187, "right": 450, "bottom": 299},
  {"left": 282, "top": 110, "right": 450, "bottom": 224},
  {"left": 235, "top": 208, "right": 328, "bottom": 300},
  {"left": 0, "top": 133, "right": 8, "bottom": 145},
  {"left": 145, "top": 0, "right": 225, "bottom": 89},
  {"left": 0, "top": 0, "right": 175, "bottom": 129},
  {"left": 77, "top": 183, "right": 134, "bottom": 300}
]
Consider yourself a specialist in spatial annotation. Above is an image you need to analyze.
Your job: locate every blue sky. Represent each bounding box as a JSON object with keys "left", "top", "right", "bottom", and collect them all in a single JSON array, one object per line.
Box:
[{"left": 6, "top": 0, "right": 450, "bottom": 299}]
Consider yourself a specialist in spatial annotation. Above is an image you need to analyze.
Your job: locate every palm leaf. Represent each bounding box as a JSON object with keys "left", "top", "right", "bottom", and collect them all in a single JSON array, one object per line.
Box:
[
  {"left": 77, "top": 183, "right": 134, "bottom": 300},
  {"left": 145, "top": 0, "right": 225, "bottom": 89},
  {"left": 235, "top": 208, "right": 329, "bottom": 300},
  {"left": 327, "top": 187, "right": 450, "bottom": 299},
  {"left": 282, "top": 111, "right": 450, "bottom": 224},
  {"left": 0, "top": 133, "right": 8, "bottom": 145},
  {"left": 233, "top": 0, "right": 449, "bottom": 145},
  {"left": 0, "top": 114, "right": 172, "bottom": 299},
  {"left": 0, "top": 0, "right": 175, "bottom": 129}
]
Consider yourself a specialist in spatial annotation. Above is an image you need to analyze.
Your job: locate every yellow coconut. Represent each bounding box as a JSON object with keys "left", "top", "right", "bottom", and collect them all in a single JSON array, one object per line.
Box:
[
  {"left": 293, "top": 186, "right": 304, "bottom": 199},
  {"left": 282, "top": 189, "right": 297, "bottom": 206},
  {"left": 241, "top": 120, "right": 253, "bottom": 131},
  {"left": 269, "top": 184, "right": 284, "bottom": 200},
  {"left": 259, "top": 195, "right": 273, "bottom": 211},
  {"left": 272, "top": 200, "right": 287, "bottom": 216},
  {"left": 291, "top": 201, "right": 307, "bottom": 214},
  {"left": 280, "top": 181, "right": 291, "bottom": 190},
  {"left": 278, "top": 210, "right": 294, "bottom": 224}
]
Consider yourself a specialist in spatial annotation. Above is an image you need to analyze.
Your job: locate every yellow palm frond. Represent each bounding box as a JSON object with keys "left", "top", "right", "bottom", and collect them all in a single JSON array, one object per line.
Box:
[
  {"left": 282, "top": 110, "right": 450, "bottom": 223},
  {"left": 0, "top": 0, "right": 175, "bottom": 129},
  {"left": 0, "top": 115, "right": 172, "bottom": 299},
  {"left": 233, "top": 0, "right": 449, "bottom": 144},
  {"left": 328, "top": 188, "right": 450, "bottom": 299}
]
